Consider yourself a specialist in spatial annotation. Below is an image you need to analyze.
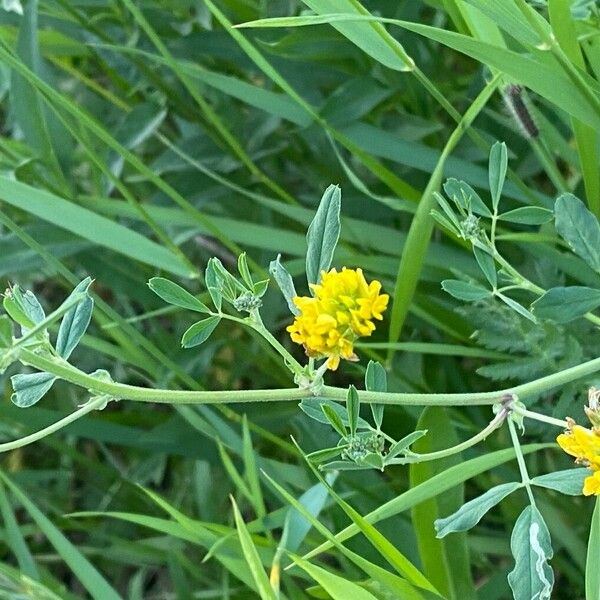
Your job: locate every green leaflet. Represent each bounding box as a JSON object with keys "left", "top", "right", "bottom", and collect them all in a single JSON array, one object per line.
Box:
[
  {"left": 148, "top": 277, "right": 210, "bottom": 314},
  {"left": 268, "top": 255, "right": 299, "bottom": 315},
  {"left": 555, "top": 193, "right": 600, "bottom": 273},
  {"left": 306, "top": 185, "right": 341, "bottom": 287},
  {"left": 531, "top": 287, "right": 600, "bottom": 323},
  {"left": 508, "top": 505, "right": 554, "bottom": 600},
  {"left": 531, "top": 468, "right": 589, "bottom": 496},
  {"left": 56, "top": 277, "right": 94, "bottom": 359},
  {"left": 488, "top": 141, "right": 507, "bottom": 211},
  {"left": 435, "top": 482, "right": 522, "bottom": 538},
  {"left": 181, "top": 316, "right": 221, "bottom": 348},
  {"left": 441, "top": 279, "right": 491, "bottom": 301}
]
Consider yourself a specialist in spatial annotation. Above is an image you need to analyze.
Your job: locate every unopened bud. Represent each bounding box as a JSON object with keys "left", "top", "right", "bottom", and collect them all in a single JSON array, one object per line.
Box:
[{"left": 585, "top": 387, "right": 600, "bottom": 430}]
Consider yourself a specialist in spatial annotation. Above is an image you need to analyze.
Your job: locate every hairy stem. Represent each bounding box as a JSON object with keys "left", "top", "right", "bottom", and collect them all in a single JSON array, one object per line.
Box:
[
  {"left": 387, "top": 407, "right": 508, "bottom": 464},
  {"left": 17, "top": 348, "right": 600, "bottom": 407}
]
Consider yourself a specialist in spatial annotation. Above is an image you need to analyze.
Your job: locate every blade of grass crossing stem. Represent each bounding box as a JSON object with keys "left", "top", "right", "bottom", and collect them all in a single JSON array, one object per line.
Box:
[
  {"left": 586, "top": 498, "right": 600, "bottom": 600},
  {"left": 119, "top": 0, "right": 296, "bottom": 206},
  {"left": 0, "top": 472, "right": 121, "bottom": 600},
  {"left": 548, "top": 0, "right": 600, "bottom": 217},
  {"left": 302, "top": 444, "right": 550, "bottom": 561},
  {"left": 387, "top": 77, "right": 500, "bottom": 360},
  {"left": 0, "top": 480, "right": 38, "bottom": 579},
  {"left": 231, "top": 497, "right": 278, "bottom": 600},
  {"left": 409, "top": 408, "right": 475, "bottom": 599}
]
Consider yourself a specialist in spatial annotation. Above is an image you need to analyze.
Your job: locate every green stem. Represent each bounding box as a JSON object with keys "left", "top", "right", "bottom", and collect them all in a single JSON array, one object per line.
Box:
[
  {"left": 508, "top": 417, "right": 536, "bottom": 505},
  {"left": 492, "top": 250, "right": 600, "bottom": 327},
  {"left": 17, "top": 348, "right": 600, "bottom": 407},
  {"left": 387, "top": 407, "right": 508, "bottom": 464},
  {"left": 248, "top": 312, "right": 304, "bottom": 375},
  {"left": 386, "top": 75, "right": 501, "bottom": 364},
  {"left": 0, "top": 395, "right": 108, "bottom": 453},
  {"left": 511, "top": 405, "right": 569, "bottom": 429}
]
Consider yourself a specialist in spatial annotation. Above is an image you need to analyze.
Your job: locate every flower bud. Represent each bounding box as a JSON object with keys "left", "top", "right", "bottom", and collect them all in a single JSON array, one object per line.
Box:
[{"left": 585, "top": 387, "right": 600, "bottom": 430}]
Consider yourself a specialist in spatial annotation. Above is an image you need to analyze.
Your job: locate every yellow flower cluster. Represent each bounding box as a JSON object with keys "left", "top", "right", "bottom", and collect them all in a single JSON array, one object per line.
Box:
[
  {"left": 287, "top": 268, "right": 388, "bottom": 370},
  {"left": 557, "top": 423, "right": 600, "bottom": 495}
]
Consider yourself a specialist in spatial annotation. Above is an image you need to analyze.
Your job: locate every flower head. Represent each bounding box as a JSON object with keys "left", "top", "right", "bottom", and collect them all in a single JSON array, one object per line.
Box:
[
  {"left": 287, "top": 268, "right": 388, "bottom": 370},
  {"left": 557, "top": 421, "right": 600, "bottom": 496}
]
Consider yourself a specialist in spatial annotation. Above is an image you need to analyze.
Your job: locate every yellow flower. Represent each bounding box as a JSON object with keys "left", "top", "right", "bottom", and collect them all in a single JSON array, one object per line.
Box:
[
  {"left": 287, "top": 268, "right": 388, "bottom": 370},
  {"left": 556, "top": 423, "right": 600, "bottom": 496},
  {"left": 583, "top": 471, "right": 600, "bottom": 496}
]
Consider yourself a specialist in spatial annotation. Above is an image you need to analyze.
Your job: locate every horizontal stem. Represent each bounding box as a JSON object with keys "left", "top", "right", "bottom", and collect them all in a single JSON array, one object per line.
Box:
[{"left": 17, "top": 349, "right": 600, "bottom": 408}]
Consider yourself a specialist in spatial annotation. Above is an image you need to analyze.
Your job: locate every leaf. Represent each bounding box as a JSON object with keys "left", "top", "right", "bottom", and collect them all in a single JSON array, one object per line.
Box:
[
  {"left": 205, "top": 259, "right": 222, "bottom": 312},
  {"left": 443, "top": 178, "right": 491, "bottom": 217},
  {"left": 507, "top": 505, "right": 554, "bottom": 600},
  {"left": 497, "top": 293, "right": 537, "bottom": 322},
  {"left": 474, "top": 246, "right": 497, "bottom": 288},
  {"left": 11, "top": 372, "right": 57, "bottom": 408},
  {"left": 181, "top": 316, "right": 220, "bottom": 348},
  {"left": 386, "top": 431, "right": 428, "bottom": 460},
  {"left": 300, "top": 398, "right": 370, "bottom": 430},
  {"left": 268, "top": 254, "right": 299, "bottom": 315},
  {"left": 586, "top": 498, "right": 600, "bottom": 600},
  {"left": 555, "top": 193, "right": 600, "bottom": 273},
  {"left": 489, "top": 141, "right": 507, "bottom": 211},
  {"left": 498, "top": 206, "right": 554, "bottom": 224},
  {"left": 321, "top": 404, "right": 347, "bottom": 438},
  {"left": 300, "top": 0, "right": 413, "bottom": 72},
  {"left": 291, "top": 556, "right": 379, "bottom": 600},
  {"left": 56, "top": 277, "right": 93, "bottom": 359},
  {"left": 346, "top": 385, "right": 359, "bottom": 436},
  {"left": 531, "top": 287, "right": 600, "bottom": 322},
  {"left": 531, "top": 468, "right": 589, "bottom": 496},
  {"left": 306, "top": 185, "right": 341, "bottom": 287},
  {"left": 303, "top": 444, "right": 550, "bottom": 560},
  {"left": 230, "top": 497, "right": 277, "bottom": 600},
  {"left": 4, "top": 286, "right": 45, "bottom": 330},
  {"left": 148, "top": 277, "right": 210, "bottom": 314},
  {"left": 0, "top": 473, "right": 121, "bottom": 600},
  {"left": 237, "top": 253, "right": 253, "bottom": 289},
  {"left": 281, "top": 477, "right": 334, "bottom": 554},
  {"left": 441, "top": 279, "right": 491, "bottom": 301},
  {"left": 435, "top": 482, "right": 522, "bottom": 538},
  {"left": 365, "top": 360, "right": 386, "bottom": 428}
]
